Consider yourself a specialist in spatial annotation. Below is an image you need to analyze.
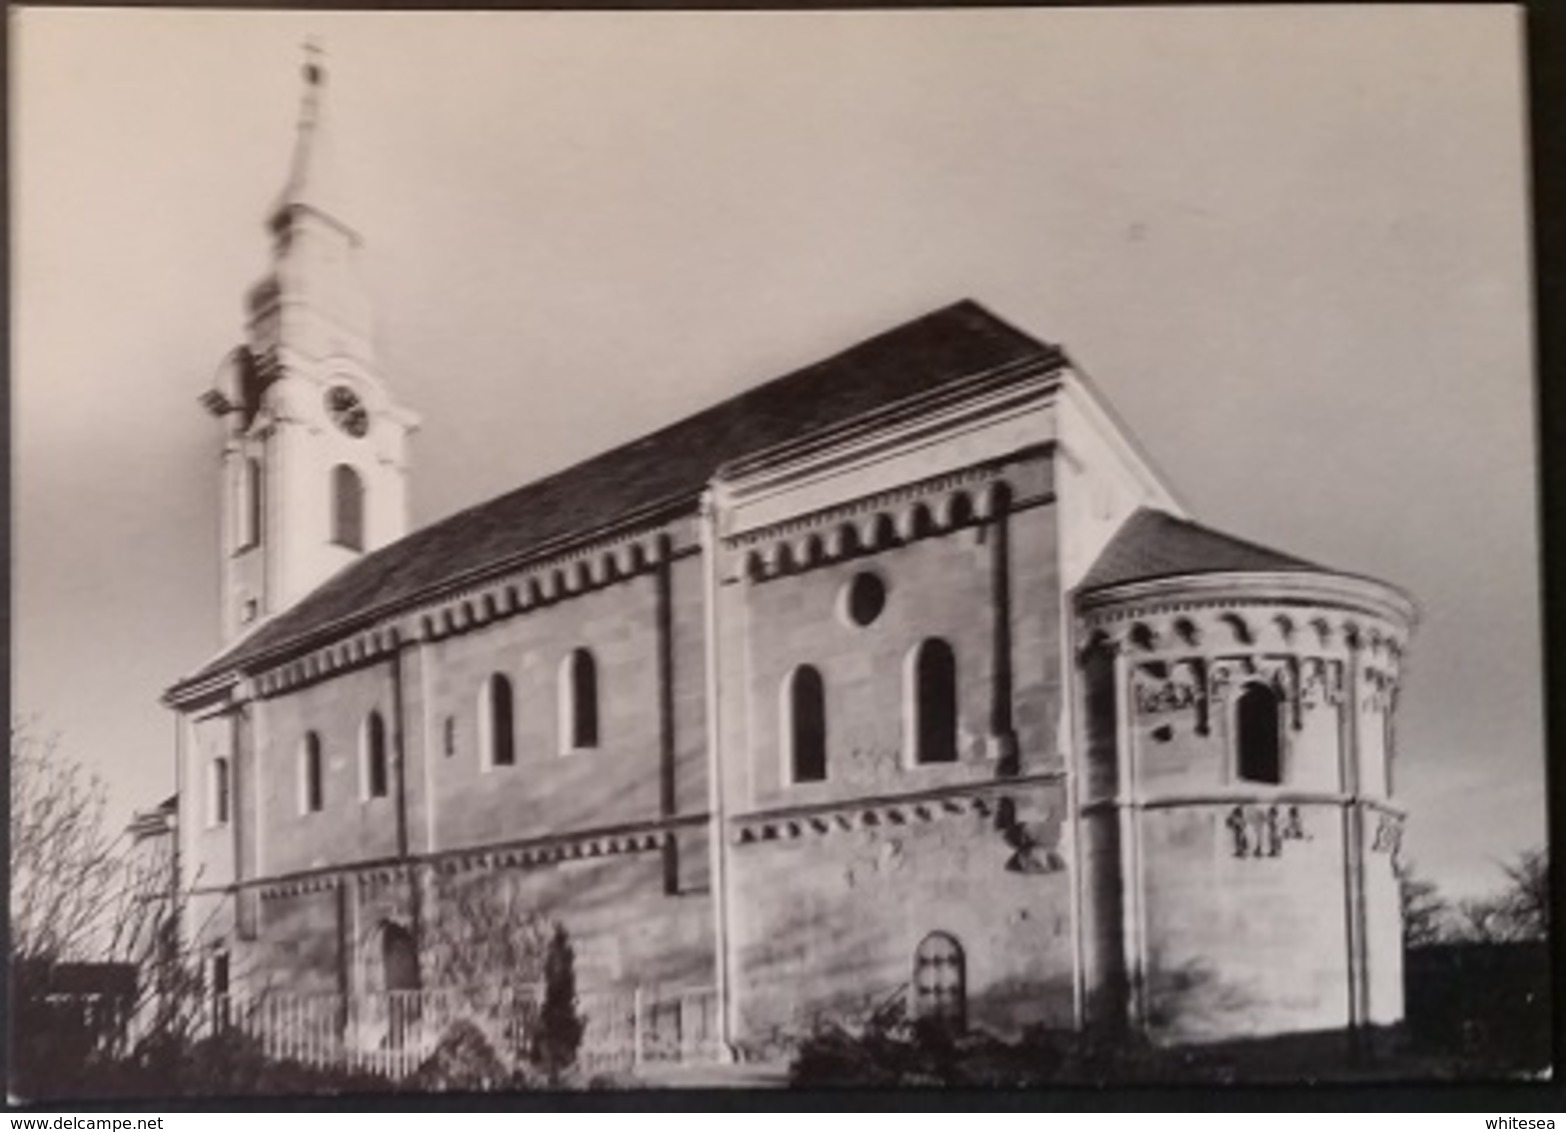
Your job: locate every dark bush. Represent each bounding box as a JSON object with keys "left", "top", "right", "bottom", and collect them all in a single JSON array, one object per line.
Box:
[
  {"left": 410, "top": 1019, "right": 521, "bottom": 1092},
  {"left": 530, "top": 924, "right": 586, "bottom": 1085}
]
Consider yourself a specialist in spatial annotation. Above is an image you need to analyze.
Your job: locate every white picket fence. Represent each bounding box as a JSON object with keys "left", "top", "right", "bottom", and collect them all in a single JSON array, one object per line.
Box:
[{"left": 218, "top": 983, "right": 719, "bottom": 1081}]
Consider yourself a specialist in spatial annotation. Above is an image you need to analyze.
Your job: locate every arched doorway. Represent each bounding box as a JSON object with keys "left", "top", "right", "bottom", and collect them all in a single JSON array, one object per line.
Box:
[
  {"left": 381, "top": 921, "right": 421, "bottom": 1050},
  {"left": 912, "top": 931, "right": 966, "bottom": 1032}
]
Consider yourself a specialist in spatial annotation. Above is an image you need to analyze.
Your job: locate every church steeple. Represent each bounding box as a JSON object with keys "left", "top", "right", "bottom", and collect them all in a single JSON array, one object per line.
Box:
[
  {"left": 247, "top": 44, "right": 374, "bottom": 365},
  {"left": 269, "top": 44, "right": 355, "bottom": 241},
  {"left": 206, "top": 48, "right": 417, "bottom": 646}
]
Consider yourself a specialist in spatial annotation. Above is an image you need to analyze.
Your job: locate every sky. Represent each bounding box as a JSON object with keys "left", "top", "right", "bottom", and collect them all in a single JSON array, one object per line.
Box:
[{"left": 13, "top": 6, "right": 1541, "bottom": 900}]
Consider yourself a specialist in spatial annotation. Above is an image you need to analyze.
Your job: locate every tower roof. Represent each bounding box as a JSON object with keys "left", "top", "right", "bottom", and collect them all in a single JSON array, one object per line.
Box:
[
  {"left": 1078, "top": 507, "right": 1323, "bottom": 593},
  {"left": 172, "top": 300, "right": 1063, "bottom": 691},
  {"left": 269, "top": 44, "right": 354, "bottom": 236}
]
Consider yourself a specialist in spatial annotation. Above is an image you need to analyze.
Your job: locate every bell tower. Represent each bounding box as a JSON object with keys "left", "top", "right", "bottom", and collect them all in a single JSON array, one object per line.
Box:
[{"left": 204, "top": 47, "right": 418, "bottom": 645}]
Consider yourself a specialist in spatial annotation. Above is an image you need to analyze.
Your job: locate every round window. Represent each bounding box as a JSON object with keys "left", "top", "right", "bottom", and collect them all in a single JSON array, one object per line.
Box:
[{"left": 842, "top": 572, "right": 887, "bottom": 627}]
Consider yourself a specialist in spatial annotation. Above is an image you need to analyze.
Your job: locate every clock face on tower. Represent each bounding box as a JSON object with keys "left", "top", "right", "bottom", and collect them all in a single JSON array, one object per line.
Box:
[{"left": 324, "top": 384, "right": 369, "bottom": 438}]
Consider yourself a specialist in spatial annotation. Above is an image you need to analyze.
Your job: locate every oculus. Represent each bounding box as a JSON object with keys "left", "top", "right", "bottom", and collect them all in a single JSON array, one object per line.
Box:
[{"left": 841, "top": 572, "right": 887, "bottom": 627}]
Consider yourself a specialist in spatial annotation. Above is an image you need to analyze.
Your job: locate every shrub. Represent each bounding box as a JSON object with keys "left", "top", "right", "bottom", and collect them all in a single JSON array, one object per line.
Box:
[
  {"left": 530, "top": 923, "right": 586, "bottom": 1085},
  {"left": 410, "top": 1019, "right": 519, "bottom": 1092}
]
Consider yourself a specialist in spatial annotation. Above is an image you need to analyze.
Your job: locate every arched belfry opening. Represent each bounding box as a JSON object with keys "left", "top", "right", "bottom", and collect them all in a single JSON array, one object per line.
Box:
[{"left": 332, "top": 464, "right": 365, "bottom": 551}]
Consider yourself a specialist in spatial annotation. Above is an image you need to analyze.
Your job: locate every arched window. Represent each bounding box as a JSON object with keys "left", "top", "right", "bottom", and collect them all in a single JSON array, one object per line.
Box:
[
  {"left": 236, "top": 458, "right": 262, "bottom": 550},
  {"left": 559, "top": 649, "right": 600, "bottom": 753},
  {"left": 912, "top": 932, "right": 966, "bottom": 1031},
  {"left": 908, "top": 639, "right": 959, "bottom": 765},
  {"left": 210, "top": 757, "right": 230, "bottom": 826},
  {"left": 479, "top": 674, "right": 515, "bottom": 769},
  {"left": 783, "top": 665, "right": 827, "bottom": 783},
  {"left": 300, "top": 732, "right": 324, "bottom": 814},
  {"left": 331, "top": 464, "right": 365, "bottom": 551},
  {"left": 362, "top": 711, "right": 389, "bottom": 800},
  {"left": 1236, "top": 683, "right": 1283, "bottom": 785}
]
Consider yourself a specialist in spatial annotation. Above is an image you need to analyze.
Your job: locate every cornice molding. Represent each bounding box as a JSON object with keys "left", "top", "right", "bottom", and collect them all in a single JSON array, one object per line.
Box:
[
  {"left": 1080, "top": 791, "right": 1406, "bottom": 816},
  {"left": 1076, "top": 570, "right": 1417, "bottom": 631},
  {"left": 728, "top": 459, "right": 1051, "bottom": 585},
  {"left": 731, "top": 771, "right": 1064, "bottom": 846},
  {"left": 234, "top": 812, "right": 710, "bottom": 901},
  {"left": 175, "top": 511, "right": 701, "bottom": 703}
]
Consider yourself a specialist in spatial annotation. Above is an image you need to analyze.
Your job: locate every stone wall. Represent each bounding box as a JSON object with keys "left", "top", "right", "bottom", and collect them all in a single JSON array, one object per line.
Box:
[
  {"left": 198, "top": 514, "right": 713, "bottom": 995},
  {"left": 256, "top": 662, "right": 402, "bottom": 877},
  {"left": 1362, "top": 805, "right": 1405, "bottom": 1027},
  {"left": 1138, "top": 801, "right": 1351, "bottom": 1042},
  {"left": 718, "top": 452, "right": 1072, "bottom": 1040},
  {"left": 234, "top": 849, "right": 715, "bottom": 1004},
  {"left": 729, "top": 784, "right": 1075, "bottom": 1043},
  {"left": 1074, "top": 581, "right": 1415, "bottom": 1044}
]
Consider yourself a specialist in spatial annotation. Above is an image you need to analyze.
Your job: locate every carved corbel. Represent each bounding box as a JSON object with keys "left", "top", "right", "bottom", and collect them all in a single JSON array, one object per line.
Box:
[
  {"left": 860, "top": 512, "right": 896, "bottom": 551},
  {"left": 1371, "top": 812, "right": 1403, "bottom": 855},
  {"left": 1128, "top": 622, "right": 1159, "bottom": 653},
  {"left": 591, "top": 552, "right": 615, "bottom": 586},
  {"left": 935, "top": 491, "right": 974, "bottom": 530},
  {"left": 896, "top": 502, "right": 934, "bottom": 542},
  {"left": 615, "top": 542, "right": 642, "bottom": 578},
  {"left": 822, "top": 525, "right": 848, "bottom": 560},
  {"left": 1076, "top": 629, "right": 1121, "bottom": 667},
  {"left": 743, "top": 549, "right": 766, "bottom": 582},
  {"left": 1219, "top": 612, "right": 1254, "bottom": 646},
  {"left": 1286, "top": 655, "right": 1304, "bottom": 731}
]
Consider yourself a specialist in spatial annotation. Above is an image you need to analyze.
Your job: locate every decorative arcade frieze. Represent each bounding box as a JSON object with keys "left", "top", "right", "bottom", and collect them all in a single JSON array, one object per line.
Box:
[
  {"left": 251, "top": 817, "right": 698, "bottom": 901},
  {"left": 1080, "top": 604, "right": 1409, "bottom": 670},
  {"left": 729, "top": 468, "right": 1019, "bottom": 584},
  {"left": 731, "top": 776, "right": 1066, "bottom": 874},
  {"left": 253, "top": 527, "right": 683, "bottom": 697},
  {"left": 1128, "top": 654, "right": 1349, "bottom": 738}
]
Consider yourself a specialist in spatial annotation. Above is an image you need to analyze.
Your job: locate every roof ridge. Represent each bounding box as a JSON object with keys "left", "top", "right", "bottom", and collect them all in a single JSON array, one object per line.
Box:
[{"left": 172, "top": 300, "right": 1058, "bottom": 691}]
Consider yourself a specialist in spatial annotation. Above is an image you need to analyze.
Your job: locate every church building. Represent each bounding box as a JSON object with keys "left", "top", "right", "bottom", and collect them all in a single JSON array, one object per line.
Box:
[{"left": 164, "top": 57, "right": 1416, "bottom": 1054}]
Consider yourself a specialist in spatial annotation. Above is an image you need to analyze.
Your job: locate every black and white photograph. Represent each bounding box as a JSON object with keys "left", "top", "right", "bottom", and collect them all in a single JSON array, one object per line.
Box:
[{"left": 10, "top": 4, "right": 1549, "bottom": 1100}]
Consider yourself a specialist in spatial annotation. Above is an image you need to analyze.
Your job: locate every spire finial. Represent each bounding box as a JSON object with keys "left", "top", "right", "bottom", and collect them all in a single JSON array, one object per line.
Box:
[
  {"left": 270, "top": 40, "right": 353, "bottom": 236},
  {"left": 302, "top": 39, "right": 325, "bottom": 88}
]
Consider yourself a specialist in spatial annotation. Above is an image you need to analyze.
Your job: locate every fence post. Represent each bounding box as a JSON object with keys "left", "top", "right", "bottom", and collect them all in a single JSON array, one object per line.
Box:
[{"left": 632, "top": 986, "right": 645, "bottom": 1070}]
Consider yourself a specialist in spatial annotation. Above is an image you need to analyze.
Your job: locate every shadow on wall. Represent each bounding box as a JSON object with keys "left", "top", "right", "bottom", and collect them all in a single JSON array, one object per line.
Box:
[
  {"left": 1143, "top": 955, "right": 1260, "bottom": 1044},
  {"left": 415, "top": 853, "right": 713, "bottom": 994},
  {"left": 734, "top": 867, "right": 1075, "bottom": 1058},
  {"left": 969, "top": 973, "right": 1077, "bottom": 1037}
]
